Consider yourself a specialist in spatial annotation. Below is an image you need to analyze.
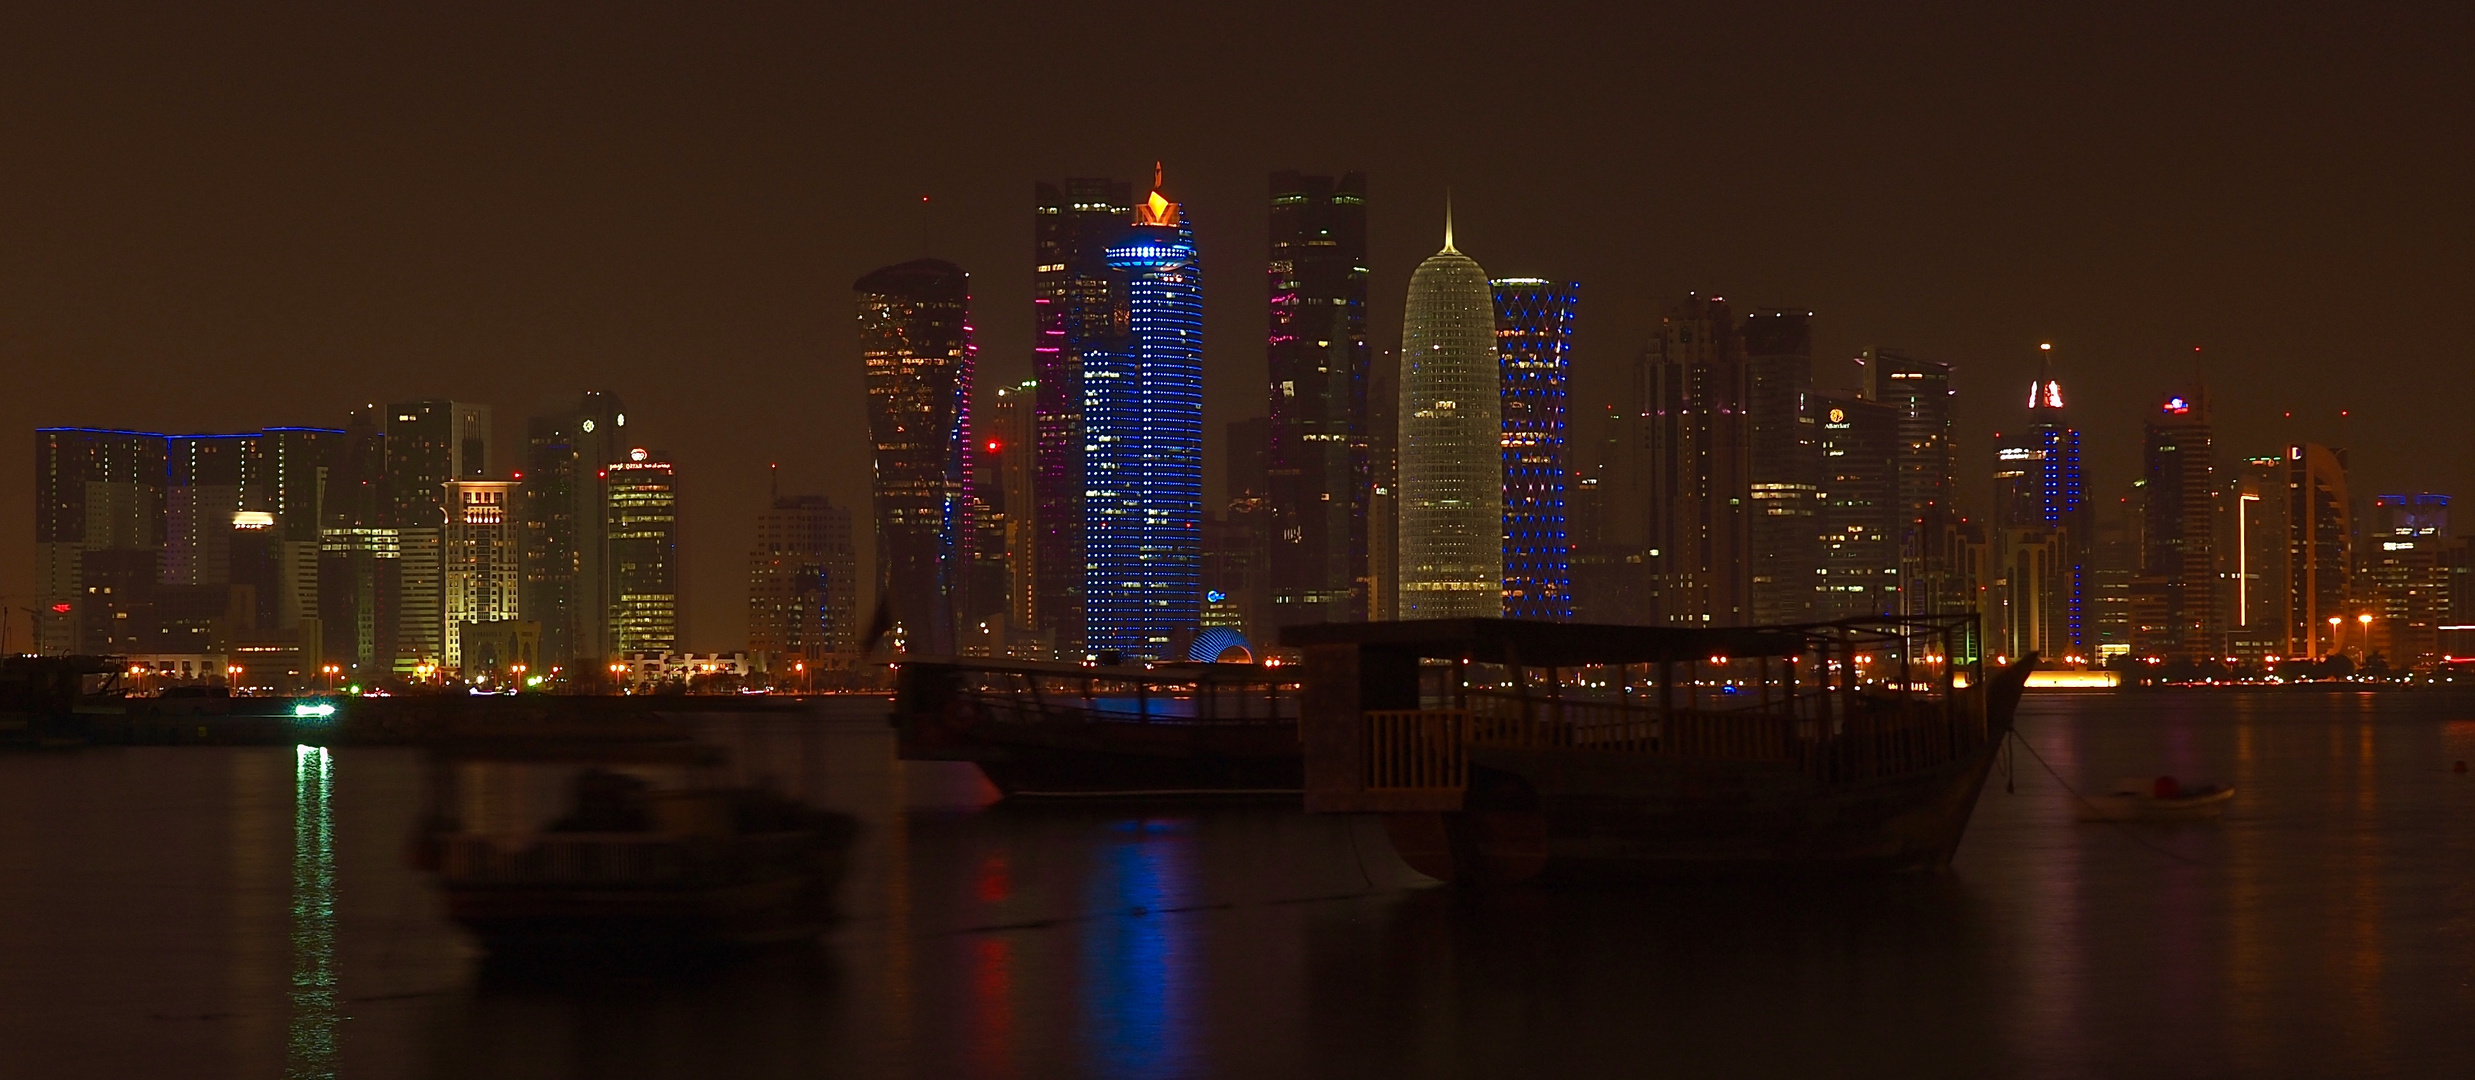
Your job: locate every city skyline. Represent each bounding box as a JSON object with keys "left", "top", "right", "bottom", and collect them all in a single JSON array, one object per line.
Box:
[{"left": 6, "top": 6, "right": 2468, "bottom": 650}]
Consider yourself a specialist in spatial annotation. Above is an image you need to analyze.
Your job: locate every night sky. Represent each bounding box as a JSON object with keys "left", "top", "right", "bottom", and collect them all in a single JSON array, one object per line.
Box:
[{"left": 5, "top": 3, "right": 2470, "bottom": 647}]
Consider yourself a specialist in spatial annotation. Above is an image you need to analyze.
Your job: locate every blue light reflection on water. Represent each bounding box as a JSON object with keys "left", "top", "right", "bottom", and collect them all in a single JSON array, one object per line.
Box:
[
  {"left": 1078, "top": 818, "right": 1196, "bottom": 1079},
  {"left": 288, "top": 745, "right": 336, "bottom": 1080}
]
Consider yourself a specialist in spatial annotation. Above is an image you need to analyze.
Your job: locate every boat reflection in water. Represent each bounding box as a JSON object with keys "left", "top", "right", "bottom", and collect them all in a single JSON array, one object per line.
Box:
[
  {"left": 409, "top": 737, "right": 859, "bottom": 962},
  {"left": 1282, "top": 615, "right": 2034, "bottom": 882}
]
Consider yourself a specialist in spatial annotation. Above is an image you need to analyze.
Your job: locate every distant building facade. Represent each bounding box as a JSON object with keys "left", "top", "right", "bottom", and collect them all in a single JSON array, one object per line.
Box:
[
  {"left": 1493, "top": 277, "right": 1577, "bottom": 621},
  {"left": 857, "top": 258, "right": 975, "bottom": 656},
  {"left": 1031, "top": 176, "right": 1136, "bottom": 654},
  {"left": 440, "top": 479, "right": 521, "bottom": 669},
  {"left": 1265, "top": 170, "right": 1371, "bottom": 627},
  {"left": 1742, "top": 310, "right": 1819, "bottom": 626},
  {"left": 522, "top": 392, "right": 628, "bottom": 664},
  {"left": 605, "top": 448, "right": 680, "bottom": 654},
  {"left": 1396, "top": 211, "right": 1501, "bottom": 618},
  {"left": 747, "top": 494, "right": 858, "bottom": 665},
  {"left": 1091, "top": 169, "right": 1203, "bottom": 659},
  {"left": 1642, "top": 295, "right": 1749, "bottom": 625}
]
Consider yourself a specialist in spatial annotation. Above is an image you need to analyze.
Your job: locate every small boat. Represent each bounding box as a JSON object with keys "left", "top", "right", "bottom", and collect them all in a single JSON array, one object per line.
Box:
[
  {"left": 1282, "top": 614, "right": 2033, "bottom": 882},
  {"left": 894, "top": 657, "right": 1303, "bottom": 798},
  {"left": 411, "top": 738, "right": 859, "bottom": 958},
  {"left": 2073, "top": 776, "right": 2234, "bottom": 821}
]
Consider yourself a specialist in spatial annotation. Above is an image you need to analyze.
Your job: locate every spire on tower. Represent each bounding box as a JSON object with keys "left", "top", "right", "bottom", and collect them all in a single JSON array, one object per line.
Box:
[{"left": 1442, "top": 190, "right": 1457, "bottom": 253}]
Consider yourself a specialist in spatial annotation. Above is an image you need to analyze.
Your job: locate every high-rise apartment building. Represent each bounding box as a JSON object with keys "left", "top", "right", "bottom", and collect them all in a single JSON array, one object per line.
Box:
[
  {"left": 1862, "top": 348, "right": 1962, "bottom": 619},
  {"left": 521, "top": 392, "right": 627, "bottom": 664},
  {"left": 1091, "top": 168, "right": 1204, "bottom": 659},
  {"left": 747, "top": 494, "right": 858, "bottom": 665},
  {"left": 1493, "top": 277, "right": 1577, "bottom": 621},
  {"left": 2364, "top": 494, "right": 2449, "bottom": 669},
  {"left": 388, "top": 401, "right": 492, "bottom": 672},
  {"left": 1397, "top": 211, "right": 1502, "bottom": 618},
  {"left": 2286, "top": 442, "right": 2351, "bottom": 659},
  {"left": 34, "top": 428, "right": 168, "bottom": 654},
  {"left": 857, "top": 258, "right": 974, "bottom": 656},
  {"left": 163, "top": 434, "right": 252, "bottom": 588},
  {"left": 1032, "top": 176, "right": 1136, "bottom": 653},
  {"left": 1265, "top": 170, "right": 1371, "bottom": 626},
  {"left": 1743, "top": 310, "right": 1820, "bottom": 625},
  {"left": 2134, "top": 387, "right": 2217, "bottom": 661},
  {"left": 252, "top": 427, "right": 341, "bottom": 631},
  {"left": 1642, "top": 295, "right": 1749, "bottom": 625},
  {"left": 440, "top": 479, "right": 521, "bottom": 669},
  {"left": 605, "top": 448, "right": 680, "bottom": 654},
  {"left": 1814, "top": 396, "right": 1900, "bottom": 619}
]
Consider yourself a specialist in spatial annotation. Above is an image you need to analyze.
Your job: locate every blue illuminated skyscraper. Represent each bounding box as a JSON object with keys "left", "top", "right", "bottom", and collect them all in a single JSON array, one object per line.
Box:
[
  {"left": 1089, "top": 166, "right": 1203, "bottom": 658},
  {"left": 1492, "top": 278, "right": 1576, "bottom": 621},
  {"left": 1994, "top": 346, "right": 2091, "bottom": 659},
  {"left": 1032, "top": 177, "right": 1136, "bottom": 652}
]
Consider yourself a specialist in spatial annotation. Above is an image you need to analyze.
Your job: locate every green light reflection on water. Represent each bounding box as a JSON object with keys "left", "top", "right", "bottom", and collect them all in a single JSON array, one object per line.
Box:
[{"left": 289, "top": 745, "right": 337, "bottom": 1079}]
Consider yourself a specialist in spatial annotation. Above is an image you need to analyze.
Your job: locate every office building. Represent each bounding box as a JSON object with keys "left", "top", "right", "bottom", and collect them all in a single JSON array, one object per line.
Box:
[
  {"left": 1032, "top": 176, "right": 1136, "bottom": 652},
  {"left": 2221, "top": 456, "right": 2288, "bottom": 661},
  {"left": 857, "top": 258, "right": 974, "bottom": 656},
  {"left": 1642, "top": 294, "right": 1749, "bottom": 625},
  {"left": 317, "top": 409, "right": 400, "bottom": 680},
  {"left": 1397, "top": 209, "right": 1502, "bottom": 618},
  {"left": 2364, "top": 493, "right": 2446, "bottom": 668},
  {"left": 2285, "top": 442, "right": 2351, "bottom": 659},
  {"left": 2133, "top": 387, "right": 2217, "bottom": 661},
  {"left": 251, "top": 427, "right": 342, "bottom": 631},
  {"left": 605, "top": 447, "right": 680, "bottom": 654},
  {"left": 388, "top": 401, "right": 493, "bottom": 671},
  {"left": 441, "top": 479, "right": 522, "bottom": 669},
  {"left": 1862, "top": 348, "right": 1962, "bottom": 618},
  {"left": 1990, "top": 348, "right": 2091, "bottom": 660},
  {"left": 982, "top": 380, "right": 1040, "bottom": 639},
  {"left": 747, "top": 494, "right": 858, "bottom": 665},
  {"left": 1493, "top": 277, "right": 1577, "bottom": 621},
  {"left": 521, "top": 392, "right": 628, "bottom": 664},
  {"left": 1814, "top": 395, "right": 1900, "bottom": 619},
  {"left": 1266, "top": 170, "right": 1371, "bottom": 626},
  {"left": 1090, "top": 166, "right": 1204, "bottom": 658},
  {"left": 1743, "top": 310, "right": 1820, "bottom": 625}
]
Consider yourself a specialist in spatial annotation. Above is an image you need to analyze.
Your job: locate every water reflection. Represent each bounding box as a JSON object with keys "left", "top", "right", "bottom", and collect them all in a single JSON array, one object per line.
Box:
[
  {"left": 1078, "top": 819, "right": 1196, "bottom": 1078},
  {"left": 288, "top": 745, "right": 336, "bottom": 1080}
]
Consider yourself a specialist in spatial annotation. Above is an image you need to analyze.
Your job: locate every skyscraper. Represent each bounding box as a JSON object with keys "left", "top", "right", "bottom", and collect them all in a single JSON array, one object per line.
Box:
[
  {"left": 521, "top": 392, "right": 627, "bottom": 664},
  {"left": 1742, "top": 309, "right": 1820, "bottom": 625},
  {"left": 1493, "top": 277, "right": 1577, "bottom": 621},
  {"left": 1992, "top": 348, "right": 2091, "bottom": 660},
  {"left": 2286, "top": 442, "right": 2351, "bottom": 659},
  {"left": 2364, "top": 494, "right": 2449, "bottom": 668},
  {"left": 251, "top": 427, "right": 341, "bottom": 632},
  {"left": 317, "top": 409, "right": 399, "bottom": 679},
  {"left": 747, "top": 494, "right": 858, "bottom": 665},
  {"left": 34, "top": 428, "right": 167, "bottom": 654},
  {"left": 2221, "top": 455, "right": 2288, "bottom": 662},
  {"left": 1032, "top": 177, "right": 1135, "bottom": 653},
  {"left": 1862, "top": 348, "right": 1962, "bottom": 618},
  {"left": 1813, "top": 395, "right": 1899, "bottom": 619},
  {"left": 388, "top": 400, "right": 493, "bottom": 672},
  {"left": 605, "top": 447, "right": 680, "bottom": 654},
  {"left": 440, "top": 479, "right": 521, "bottom": 670},
  {"left": 1397, "top": 208, "right": 1501, "bottom": 619},
  {"left": 1642, "top": 294, "right": 1749, "bottom": 625},
  {"left": 1091, "top": 167, "right": 1203, "bottom": 659},
  {"left": 163, "top": 433, "right": 251, "bottom": 588},
  {"left": 2135, "top": 386, "right": 2217, "bottom": 661},
  {"left": 980, "top": 380, "right": 1039, "bottom": 642},
  {"left": 856, "top": 258, "right": 974, "bottom": 656},
  {"left": 1266, "top": 170, "right": 1371, "bottom": 626}
]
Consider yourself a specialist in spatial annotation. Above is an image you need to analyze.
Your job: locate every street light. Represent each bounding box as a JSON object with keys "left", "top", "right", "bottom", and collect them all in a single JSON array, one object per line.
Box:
[{"left": 2329, "top": 615, "right": 2345, "bottom": 659}]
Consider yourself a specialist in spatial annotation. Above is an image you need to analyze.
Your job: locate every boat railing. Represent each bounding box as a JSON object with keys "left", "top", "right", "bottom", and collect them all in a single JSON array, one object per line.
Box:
[
  {"left": 938, "top": 667, "right": 1302, "bottom": 726},
  {"left": 1358, "top": 687, "right": 1990, "bottom": 796},
  {"left": 1363, "top": 710, "right": 1469, "bottom": 791}
]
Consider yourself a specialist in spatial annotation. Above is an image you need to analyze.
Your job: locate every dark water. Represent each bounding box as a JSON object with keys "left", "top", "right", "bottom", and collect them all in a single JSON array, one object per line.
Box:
[{"left": 6, "top": 691, "right": 2475, "bottom": 1079}]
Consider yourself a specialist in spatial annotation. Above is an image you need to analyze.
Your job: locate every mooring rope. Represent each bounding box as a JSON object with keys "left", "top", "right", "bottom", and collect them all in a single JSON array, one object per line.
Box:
[{"left": 2007, "top": 729, "right": 2204, "bottom": 865}]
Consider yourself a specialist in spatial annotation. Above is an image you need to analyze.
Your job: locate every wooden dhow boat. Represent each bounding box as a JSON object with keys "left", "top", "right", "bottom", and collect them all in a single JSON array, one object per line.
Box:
[
  {"left": 894, "top": 658, "right": 1303, "bottom": 797},
  {"left": 1280, "top": 615, "right": 2034, "bottom": 882}
]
